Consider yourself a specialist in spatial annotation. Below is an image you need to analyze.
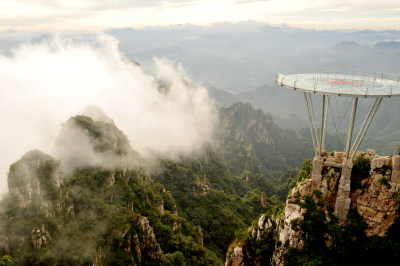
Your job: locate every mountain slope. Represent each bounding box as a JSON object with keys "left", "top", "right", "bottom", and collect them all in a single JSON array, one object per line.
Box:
[
  {"left": 226, "top": 152, "right": 400, "bottom": 265},
  {"left": 218, "top": 102, "right": 313, "bottom": 175},
  {"left": 0, "top": 105, "right": 303, "bottom": 264},
  {"left": 0, "top": 115, "right": 222, "bottom": 265}
]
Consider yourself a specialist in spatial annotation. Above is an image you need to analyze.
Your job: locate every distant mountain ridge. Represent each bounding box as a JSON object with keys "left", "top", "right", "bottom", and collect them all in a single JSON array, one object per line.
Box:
[
  {"left": 208, "top": 84, "right": 400, "bottom": 155},
  {"left": 207, "top": 83, "right": 307, "bottom": 130},
  {"left": 373, "top": 41, "right": 400, "bottom": 49},
  {"left": 334, "top": 41, "right": 363, "bottom": 49}
]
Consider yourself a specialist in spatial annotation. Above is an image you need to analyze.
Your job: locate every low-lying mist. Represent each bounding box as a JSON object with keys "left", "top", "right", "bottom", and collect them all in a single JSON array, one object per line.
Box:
[{"left": 0, "top": 33, "right": 218, "bottom": 196}]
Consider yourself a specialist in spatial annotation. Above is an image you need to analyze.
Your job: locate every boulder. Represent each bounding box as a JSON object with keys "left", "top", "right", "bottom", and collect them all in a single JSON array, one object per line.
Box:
[
  {"left": 334, "top": 152, "right": 344, "bottom": 164},
  {"left": 371, "top": 156, "right": 391, "bottom": 170},
  {"left": 391, "top": 155, "right": 400, "bottom": 183}
]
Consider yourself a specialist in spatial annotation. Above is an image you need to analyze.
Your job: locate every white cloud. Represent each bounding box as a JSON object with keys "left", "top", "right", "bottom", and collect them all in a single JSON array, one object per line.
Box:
[{"left": 0, "top": 33, "right": 218, "bottom": 196}]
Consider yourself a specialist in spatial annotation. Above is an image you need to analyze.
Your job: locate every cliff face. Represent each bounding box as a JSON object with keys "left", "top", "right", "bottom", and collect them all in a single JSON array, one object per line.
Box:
[
  {"left": 8, "top": 150, "right": 64, "bottom": 209},
  {"left": 225, "top": 214, "right": 275, "bottom": 266},
  {"left": 226, "top": 150, "right": 400, "bottom": 265},
  {"left": 6, "top": 149, "right": 74, "bottom": 224}
]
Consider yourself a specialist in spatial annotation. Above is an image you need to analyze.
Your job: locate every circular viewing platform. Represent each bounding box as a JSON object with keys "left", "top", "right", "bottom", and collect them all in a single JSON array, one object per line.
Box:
[{"left": 276, "top": 69, "right": 400, "bottom": 98}]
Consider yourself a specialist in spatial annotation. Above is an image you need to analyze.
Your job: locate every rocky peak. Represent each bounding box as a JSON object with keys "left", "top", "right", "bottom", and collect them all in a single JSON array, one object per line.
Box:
[
  {"left": 218, "top": 102, "right": 311, "bottom": 172},
  {"left": 54, "top": 114, "right": 141, "bottom": 172},
  {"left": 226, "top": 214, "right": 275, "bottom": 266},
  {"left": 219, "top": 102, "right": 278, "bottom": 145},
  {"left": 8, "top": 150, "right": 63, "bottom": 209}
]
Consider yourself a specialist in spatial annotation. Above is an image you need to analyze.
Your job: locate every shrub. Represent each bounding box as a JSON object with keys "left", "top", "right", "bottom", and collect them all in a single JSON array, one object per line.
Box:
[
  {"left": 382, "top": 164, "right": 392, "bottom": 172},
  {"left": 273, "top": 203, "right": 286, "bottom": 220},
  {"left": 314, "top": 190, "right": 323, "bottom": 200},
  {"left": 379, "top": 177, "right": 391, "bottom": 189},
  {"left": 352, "top": 157, "right": 371, "bottom": 178},
  {"left": 298, "top": 159, "right": 312, "bottom": 181},
  {"left": 290, "top": 218, "right": 301, "bottom": 231},
  {"left": 351, "top": 157, "right": 371, "bottom": 191}
]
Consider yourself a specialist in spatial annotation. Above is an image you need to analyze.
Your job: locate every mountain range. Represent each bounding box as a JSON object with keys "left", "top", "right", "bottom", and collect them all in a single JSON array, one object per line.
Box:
[{"left": 0, "top": 102, "right": 308, "bottom": 264}]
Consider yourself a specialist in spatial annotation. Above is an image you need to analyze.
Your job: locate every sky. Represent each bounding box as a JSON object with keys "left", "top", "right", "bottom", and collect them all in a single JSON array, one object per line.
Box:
[{"left": 1, "top": 0, "right": 399, "bottom": 31}]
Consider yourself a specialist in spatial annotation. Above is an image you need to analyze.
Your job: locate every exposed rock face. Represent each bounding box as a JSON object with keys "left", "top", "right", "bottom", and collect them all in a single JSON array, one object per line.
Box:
[
  {"left": 2, "top": 150, "right": 72, "bottom": 257},
  {"left": 260, "top": 194, "right": 266, "bottom": 209},
  {"left": 31, "top": 225, "right": 51, "bottom": 249},
  {"left": 198, "top": 227, "right": 204, "bottom": 247},
  {"left": 226, "top": 214, "right": 275, "bottom": 266},
  {"left": 137, "top": 217, "right": 163, "bottom": 260},
  {"left": 226, "top": 151, "right": 400, "bottom": 265},
  {"left": 225, "top": 246, "right": 245, "bottom": 266},
  {"left": 8, "top": 150, "right": 63, "bottom": 210},
  {"left": 391, "top": 155, "right": 400, "bottom": 183},
  {"left": 352, "top": 162, "right": 400, "bottom": 236},
  {"left": 9, "top": 177, "right": 41, "bottom": 208},
  {"left": 273, "top": 151, "right": 400, "bottom": 264}
]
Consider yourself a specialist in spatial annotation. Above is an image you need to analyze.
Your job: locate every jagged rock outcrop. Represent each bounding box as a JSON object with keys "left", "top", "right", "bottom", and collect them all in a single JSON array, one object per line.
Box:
[
  {"left": 273, "top": 151, "right": 400, "bottom": 264},
  {"left": 198, "top": 227, "right": 204, "bottom": 247},
  {"left": 226, "top": 214, "right": 275, "bottom": 266},
  {"left": 31, "top": 225, "right": 51, "bottom": 249},
  {"left": 226, "top": 150, "right": 400, "bottom": 265},
  {"left": 137, "top": 216, "right": 162, "bottom": 259},
  {"left": 8, "top": 150, "right": 65, "bottom": 210},
  {"left": 225, "top": 246, "right": 245, "bottom": 266}
]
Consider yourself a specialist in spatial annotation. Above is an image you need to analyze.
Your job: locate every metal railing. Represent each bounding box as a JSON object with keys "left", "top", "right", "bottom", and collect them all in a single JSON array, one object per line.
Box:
[
  {"left": 276, "top": 68, "right": 400, "bottom": 98},
  {"left": 280, "top": 68, "right": 400, "bottom": 84}
]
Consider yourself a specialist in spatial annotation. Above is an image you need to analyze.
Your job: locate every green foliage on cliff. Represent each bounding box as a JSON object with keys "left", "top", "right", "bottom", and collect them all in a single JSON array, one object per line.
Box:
[
  {"left": 153, "top": 146, "right": 284, "bottom": 259},
  {"left": 1, "top": 161, "right": 222, "bottom": 265},
  {"left": 351, "top": 156, "right": 371, "bottom": 190},
  {"left": 71, "top": 115, "right": 131, "bottom": 155},
  {"left": 0, "top": 255, "right": 12, "bottom": 265},
  {"left": 284, "top": 196, "right": 400, "bottom": 265},
  {"left": 0, "top": 110, "right": 297, "bottom": 264},
  {"left": 288, "top": 158, "right": 312, "bottom": 191}
]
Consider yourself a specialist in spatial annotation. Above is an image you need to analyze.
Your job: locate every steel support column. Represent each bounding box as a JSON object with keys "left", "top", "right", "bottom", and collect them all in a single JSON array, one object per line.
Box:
[
  {"left": 345, "top": 97, "right": 358, "bottom": 161},
  {"left": 350, "top": 98, "right": 379, "bottom": 154},
  {"left": 307, "top": 93, "right": 321, "bottom": 156},
  {"left": 350, "top": 98, "right": 383, "bottom": 161},
  {"left": 321, "top": 95, "right": 330, "bottom": 152},
  {"left": 304, "top": 92, "right": 317, "bottom": 156},
  {"left": 319, "top": 95, "right": 326, "bottom": 156}
]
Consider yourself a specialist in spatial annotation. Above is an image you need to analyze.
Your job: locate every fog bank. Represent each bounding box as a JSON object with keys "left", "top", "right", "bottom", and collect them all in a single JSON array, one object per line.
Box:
[{"left": 0, "top": 33, "right": 217, "bottom": 195}]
